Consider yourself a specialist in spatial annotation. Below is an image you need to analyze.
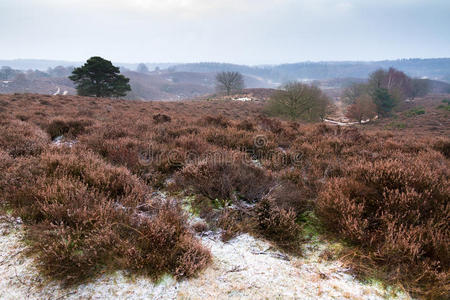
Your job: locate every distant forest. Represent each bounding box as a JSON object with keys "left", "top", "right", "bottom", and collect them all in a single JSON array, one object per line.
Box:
[
  {"left": 1, "top": 58, "right": 450, "bottom": 83},
  {"left": 172, "top": 58, "right": 450, "bottom": 82}
]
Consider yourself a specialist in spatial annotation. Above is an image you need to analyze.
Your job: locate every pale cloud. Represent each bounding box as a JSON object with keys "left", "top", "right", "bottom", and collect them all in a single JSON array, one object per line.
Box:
[{"left": 0, "top": 0, "right": 449, "bottom": 64}]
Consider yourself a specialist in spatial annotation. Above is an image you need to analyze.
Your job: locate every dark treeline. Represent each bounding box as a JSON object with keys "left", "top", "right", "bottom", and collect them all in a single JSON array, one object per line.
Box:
[{"left": 2, "top": 58, "right": 450, "bottom": 83}]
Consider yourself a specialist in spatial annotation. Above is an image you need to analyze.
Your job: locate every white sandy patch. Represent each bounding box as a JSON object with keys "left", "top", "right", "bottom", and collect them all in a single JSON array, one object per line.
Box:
[
  {"left": 0, "top": 218, "right": 409, "bottom": 299},
  {"left": 52, "top": 136, "right": 77, "bottom": 148},
  {"left": 233, "top": 97, "right": 253, "bottom": 101}
]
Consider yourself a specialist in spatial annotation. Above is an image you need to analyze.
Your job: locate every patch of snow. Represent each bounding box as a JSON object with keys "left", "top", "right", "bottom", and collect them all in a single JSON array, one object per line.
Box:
[
  {"left": 233, "top": 97, "right": 252, "bottom": 101},
  {"left": 52, "top": 136, "right": 77, "bottom": 148},
  {"left": 0, "top": 217, "right": 409, "bottom": 299},
  {"left": 324, "top": 117, "right": 374, "bottom": 126}
]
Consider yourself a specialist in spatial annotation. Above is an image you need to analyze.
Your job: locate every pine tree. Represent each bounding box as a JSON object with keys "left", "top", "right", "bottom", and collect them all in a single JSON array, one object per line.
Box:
[
  {"left": 372, "top": 88, "right": 397, "bottom": 116},
  {"left": 69, "top": 57, "right": 131, "bottom": 97}
]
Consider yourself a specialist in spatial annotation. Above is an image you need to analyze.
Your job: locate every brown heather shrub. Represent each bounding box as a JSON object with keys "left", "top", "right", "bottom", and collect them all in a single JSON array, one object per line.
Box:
[
  {"left": 267, "top": 182, "right": 310, "bottom": 216},
  {"left": 46, "top": 118, "right": 93, "bottom": 139},
  {"left": 0, "top": 150, "right": 13, "bottom": 170},
  {"left": 192, "top": 221, "right": 208, "bottom": 233},
  {"left": 123, "top": 200, "right": 210, "bottom": 279},
  {"left": 175, "top": 153, "right": 273, "bottom": 203},
  {"left": 316, "top": 151, "right": 449, "bottom": 297},
  {"left": 174, "top": 134, "right": 212, "bottom": 156},
  {"left": 256, "top": 115, "right": 283, "bottom": 134},
  {"left": 0, "top": 149, "right": 210, "bottom": 284},
  {"left": 254, "top": 197, "right": 302, "bottom": 252},
  {"left": 153, "top": 113, "right": 171, "bottom": 123},
  {"left": 236, "top": 119, "right": 255, "bottom": 131},
  {"left": 199, "top": 115, "right": 231, "bottom": 128},
  {"left": 433, "top": 138, "right": 450, "bottom": 158},
  {"left": 218, "top": 208, "right": 250, "bottom": 241},
  {"left": 0, "top": 119, "right": 49, "bottom": 157}
]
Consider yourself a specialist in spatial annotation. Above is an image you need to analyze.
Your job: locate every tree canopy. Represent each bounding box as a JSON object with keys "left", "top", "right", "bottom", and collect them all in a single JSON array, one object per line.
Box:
[
  {"left": 69, "top": 56, "right": 131, "bottom": 98},
  {"left": 266, "top": 82, "right": 330, "bottom": 122},
  {"left": 343, "top": 67, "right": 432, "bottom": 118},
  {"left": 346, "top": 94, "right": 377, "bottom": 123},
  {"left": 215, "top": 71, "right": 245, "bottom": 95}
]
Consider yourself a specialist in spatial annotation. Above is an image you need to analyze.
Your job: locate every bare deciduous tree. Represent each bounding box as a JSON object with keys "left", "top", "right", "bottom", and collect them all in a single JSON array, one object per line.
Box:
[
  {"left": 346, "top": 94, "right": 377, "bottom": 123},
  {"left": 215, "top": 71, "right": 245, "bottom": 95},
  {"left": 266, "top": 82, "right": 330, "bottom": 121},
  {"left": 369, "top": 68, "right": 412, "bottom": 101}
]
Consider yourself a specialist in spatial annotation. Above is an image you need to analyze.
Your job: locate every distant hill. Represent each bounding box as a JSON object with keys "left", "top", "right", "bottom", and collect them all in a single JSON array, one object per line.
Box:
[
  {"left": 2, "top": 58, "right": 449, "bottom": 83},
  {"left": 1, "top": 58, "right": 449, "bottom": 100},
  {"left": 171, "top": 58, "right": 450, "bottom": 83},
  {"left": 0, "top": 59, "right": 176, "bottom": 72}
]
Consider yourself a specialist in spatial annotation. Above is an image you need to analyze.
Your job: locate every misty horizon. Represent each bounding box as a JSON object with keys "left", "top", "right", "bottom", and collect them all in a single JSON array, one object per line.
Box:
[{"left": 2, "top": 57, "right": 450, "bottom": 67}]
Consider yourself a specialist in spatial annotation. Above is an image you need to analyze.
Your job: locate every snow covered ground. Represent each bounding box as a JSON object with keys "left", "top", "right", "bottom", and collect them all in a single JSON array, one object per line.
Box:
[{"left": 0, "top": 216, "right": 409, "bottom": 300}]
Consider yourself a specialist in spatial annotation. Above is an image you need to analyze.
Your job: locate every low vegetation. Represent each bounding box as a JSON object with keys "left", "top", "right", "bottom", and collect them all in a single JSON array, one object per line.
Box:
[
  {"left": 0, "top": 93, "right": 448, "bottom": 298},
  {"left": 0, "top": 148, "right": 210, "bottom": 285},
  {"left": 317, "top": 151, "right": 449, "bottom": 297},
  {"left": 404, "top": 106, "right": 426, "bottom": 117}
]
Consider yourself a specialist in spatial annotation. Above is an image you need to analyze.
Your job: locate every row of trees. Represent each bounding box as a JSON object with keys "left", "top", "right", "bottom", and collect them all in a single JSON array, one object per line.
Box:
[
  {"left": 0, "top": 66, "right": 21, "bottom": 81},
  {"left": 345, "top": 68, "right": 430, "bottom": 122}
]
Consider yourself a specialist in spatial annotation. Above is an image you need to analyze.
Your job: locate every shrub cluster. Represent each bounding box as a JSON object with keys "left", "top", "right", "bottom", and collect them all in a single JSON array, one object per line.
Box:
[
  {"left": 316, "top": 151, "right": 449, "bottom": 297},
  {"left": 0, "top": 148, "right": 210, "bottom": 285},
  {"left": 46, "top": 118, "right": 93, "bottom": 139},
  {"left": 0, "top": 119, "right": 49, "bottom": 157}
]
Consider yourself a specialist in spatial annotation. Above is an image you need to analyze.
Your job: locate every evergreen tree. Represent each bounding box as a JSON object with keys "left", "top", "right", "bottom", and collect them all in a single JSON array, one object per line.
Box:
[
  {"left": 69, "top": 57, "right": 131, "bottom": 97},
  {"left": 372, "top": 88, "right": 396, "bottom": 116}
]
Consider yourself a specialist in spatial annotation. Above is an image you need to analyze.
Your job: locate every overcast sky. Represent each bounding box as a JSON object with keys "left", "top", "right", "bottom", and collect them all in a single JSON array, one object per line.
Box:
[{"left": 0, "top": 0, "right": 449, "bottom": 65}]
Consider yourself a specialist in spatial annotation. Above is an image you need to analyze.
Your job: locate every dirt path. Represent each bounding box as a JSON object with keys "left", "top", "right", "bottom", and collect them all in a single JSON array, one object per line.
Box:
[{"left": 324, "top": 100, "right": 374, "bottom": 126}]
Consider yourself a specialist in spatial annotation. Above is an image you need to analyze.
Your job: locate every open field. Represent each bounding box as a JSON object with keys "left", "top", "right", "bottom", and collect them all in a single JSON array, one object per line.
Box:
[{"left": 0, "top": 93, "right": 449, "bottom": 299}]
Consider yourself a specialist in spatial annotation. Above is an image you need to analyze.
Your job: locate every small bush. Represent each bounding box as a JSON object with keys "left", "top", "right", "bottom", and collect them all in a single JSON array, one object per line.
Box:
[
  {"left": 385, "top": 122, "right": 407, "bottom": 129},
  {"left": 46, "top": 119, "right": 92, "bottom": 139},
  {"left": 175, "top": 154, "right": 273, "bottom": 203},
  {"left": 404, "top": 107, "right": 425, "bottom": 117},
  {"left": 437, "top": 104, "right": 450, "bottom": 112},
  {"left": 0, "top": 119, "right": 49, "bottom": 157},
  {"left": 192, "top": 221, "right": 208, "bottom": 233},
  {"left": 218, "top": 208, "right": 248, "bottom": 241},
  {"left": 153, "top": 113, "right": 171, "bottom": 123},
  {"left": 199, "top": 115, "right": 231, "bottom": 128},
  {"left": 254, "top": 197, "right": 302, "bottom": 252},
  {"left": 433, "top": 139, "right": 450, "bottom": 158},
  {"left": 236, "top": 119, "right": 255, "bottom": 131}
]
